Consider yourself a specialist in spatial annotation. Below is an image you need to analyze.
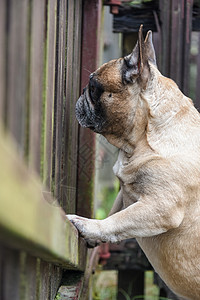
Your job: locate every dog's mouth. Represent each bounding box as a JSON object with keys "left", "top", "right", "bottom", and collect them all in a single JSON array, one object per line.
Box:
[
  {"left": 87, "top": 125, "right": 96, "bottom": 131},
  {"left": 75, "top": 88, "right": 106, "bottom": 133}
]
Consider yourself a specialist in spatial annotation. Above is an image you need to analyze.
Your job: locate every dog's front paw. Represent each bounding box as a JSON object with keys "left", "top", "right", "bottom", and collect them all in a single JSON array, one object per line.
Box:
[
  {"left": 66, "top": 214, "right": 102, "bottom": 247},
  {"left": 67, "top": 214, "right": 89, "bottom": 234}
]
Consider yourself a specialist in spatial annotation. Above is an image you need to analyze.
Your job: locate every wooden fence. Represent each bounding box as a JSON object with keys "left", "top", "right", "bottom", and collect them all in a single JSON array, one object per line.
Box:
[
  {"left": 1, "top": 0, "right": 199, "bottom": 299},
  {"left": 0, "top": 0, "right": 102, "bottom": 299}
]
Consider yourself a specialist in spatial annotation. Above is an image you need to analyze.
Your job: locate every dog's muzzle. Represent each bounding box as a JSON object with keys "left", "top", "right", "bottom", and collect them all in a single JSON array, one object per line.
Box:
[
  {"left": 75, "top": 89, "right": 106, "bottom": 133},
  {"left": 75, "top": 90, "right": 97, "bottom": 131}
]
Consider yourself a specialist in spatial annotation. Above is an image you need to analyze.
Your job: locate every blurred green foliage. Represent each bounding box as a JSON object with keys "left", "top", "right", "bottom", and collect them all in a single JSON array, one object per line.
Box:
[
  {"left": 92, "top": 268, "right": 117, "bottom": 300},
  {"left": 92, "top": 269, "right": 172, "bottom": 300},
  {"left": 95, "top": 179, "right": 120, "bottom": 220}
]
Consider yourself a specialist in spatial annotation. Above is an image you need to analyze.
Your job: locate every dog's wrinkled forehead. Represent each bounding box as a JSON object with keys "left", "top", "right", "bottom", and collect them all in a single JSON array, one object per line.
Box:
[{"left": 90, "top": 58, "right": 124, "bottom": 92}]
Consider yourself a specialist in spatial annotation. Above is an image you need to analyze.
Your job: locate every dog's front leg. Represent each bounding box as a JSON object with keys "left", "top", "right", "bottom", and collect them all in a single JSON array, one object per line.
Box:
[
  {"left": 67, "top": 198, "right": 184, "bottom": 247},
  {"left": 67, "top": 189, "right": 123, "bottom": 247},
  {"left": 67, "top": 215, "right": 107, "bottom": 247}
]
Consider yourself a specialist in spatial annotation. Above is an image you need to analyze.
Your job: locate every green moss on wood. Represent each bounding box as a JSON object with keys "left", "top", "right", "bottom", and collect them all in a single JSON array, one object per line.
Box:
[
  {"left": 36, "top": 258, "right": 41, "bottom": 299},
  {"left": 0, "top": 127, "right": 87, "bottom": 270},
  {"left": 55, "top": 292, "right": 61, "bottom": 300},
  {"left": 40, "top": 26, "right": 48, "bottom": 181},
  {"left": 19, "top": 251, "right": 27, "bottom": 300}
]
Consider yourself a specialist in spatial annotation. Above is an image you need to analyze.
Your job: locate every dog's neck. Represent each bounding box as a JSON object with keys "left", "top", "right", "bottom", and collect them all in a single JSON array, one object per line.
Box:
[
  {"left": 104, "top": 120, "right": 148, "bottom": 156},
  {"left": 104, "top": 66, "right": 196, "bottom": 158},
  {"left": 103, "top": 97, "right": 149, "bottom": 155},
  {"left": 143, "top": 70, "right": 197, "bottom": 156}
]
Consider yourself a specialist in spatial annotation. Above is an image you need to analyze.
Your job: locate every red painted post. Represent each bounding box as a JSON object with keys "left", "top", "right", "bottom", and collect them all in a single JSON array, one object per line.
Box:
[
  {"left": 76, "top": 0, "right": 102, "bottom": 218},
  {"left": 182, "top": 0, "right": 193, "bottom": 95},
  {"left": 195, "top": 33, "right": 200, "bottom": 108}
]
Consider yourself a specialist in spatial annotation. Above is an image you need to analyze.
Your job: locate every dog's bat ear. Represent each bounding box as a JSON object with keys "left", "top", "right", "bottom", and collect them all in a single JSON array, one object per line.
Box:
[
  {"left": 144, "top": 30, "right": 157, "bottom": 67},
  {"left": 123, "top": 25, "right": 149, "bottom": 88},
  {"left": 138, "top": 24, "right": 145, "bottom": 72},
  {"left": 123, "top": 25, "right": 144, "bottom": 75},
  {"left": 123, "top": 26, "right": 157, "bottom": 89}
]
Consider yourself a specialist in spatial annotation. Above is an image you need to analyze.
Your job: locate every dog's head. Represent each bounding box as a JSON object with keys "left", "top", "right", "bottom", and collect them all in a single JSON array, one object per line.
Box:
[{"left": 76, "top": 25, "right": 158, "bottom": 149}]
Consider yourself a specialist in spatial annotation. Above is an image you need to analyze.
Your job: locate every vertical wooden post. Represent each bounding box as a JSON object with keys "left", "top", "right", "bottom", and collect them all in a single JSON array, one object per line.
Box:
[
  {"left": 43, "top": 0, "right": 57, "bottom": 190},
  {"left": 182, "top": 0, "right": 193, "bottom": 95},
  {"left": 195, "top": 33, "right": 200, "bottom": 107},
  {"left": 62, "top": 0, "right": 82, "bottom": 214},
  {"left": 76, "top": 0, "right": 102, "bottom": 218},
  {"left": 159, "top": 0, "right": 193, "bottom": 95},
  {"left": 53, "top": 0, "right": 67, "bottom": 204},
  {"left": 29, "top": 0, "right": 46, "bottom": 174},
  {"left": 0, "top": 0, "right": 6, "bottom": 124},
  {"left": 117, "top": 270, "right": 144, "bottom": 300},
  {"left": 6, "top": 0, "right": 29, "bottom": 154},
  {"left": 159, "top": 0, "right": 171, "bottom": 77}
]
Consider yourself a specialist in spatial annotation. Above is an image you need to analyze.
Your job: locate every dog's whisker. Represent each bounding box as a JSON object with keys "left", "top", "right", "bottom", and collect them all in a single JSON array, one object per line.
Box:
[{"left": 84, "top": 68, "right": 92, "bottom": 75}]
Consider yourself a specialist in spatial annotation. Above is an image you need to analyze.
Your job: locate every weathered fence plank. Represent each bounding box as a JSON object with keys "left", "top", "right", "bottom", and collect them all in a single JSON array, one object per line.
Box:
[
  {"left": 0, "top": 0, "right": 6, "bottom": 123},
  {"left": 29, "top": 0, "right": 46, "bottom": 174},
  {"left": 159, "top": 0, "right": 172, "bottom": 78},
  {"left": 52, "top": 0, "right": 67, "bottom": 205},
  {"left": 6, "top": 0, "right": 29, "bottom": 153},
  {"left": 170, "top": 0, "right": 184, "bottom": 88},
  {"left": 25, "top": 255, "right": 38, "bottom": 300},
  {"left": 49, "top": 264, "right": 63, "bottom": 299},
  {"left": 39, "top": 260, "right": 52, "bottom": 300},
  {"left": 71, "top": 0, "right": 83, "bottom": 212},
  {"left": 62, "top": 0, "right": 76, "bottom": 213},
  {"left": 43, "top": 0, "right": 57, "bottom": 191},
  {"left": 62, "top": 0, "right": 83, "bottom": 214},
  {"left": 3, "top": 248, "right": 20, "bottom": 300},
  {"left": 77, "top": 0, "right": 102, "bottom": 218}
]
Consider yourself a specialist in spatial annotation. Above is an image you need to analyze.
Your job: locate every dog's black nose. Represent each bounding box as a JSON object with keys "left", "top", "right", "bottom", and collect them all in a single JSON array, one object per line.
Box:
[{"left": 89, "top": 73, "right": 94, "bottom": 79}]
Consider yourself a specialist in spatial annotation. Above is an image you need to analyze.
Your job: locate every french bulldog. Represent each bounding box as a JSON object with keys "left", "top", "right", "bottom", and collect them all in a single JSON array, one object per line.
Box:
[{"left": 67, "top": 25, "right": 200, "bottom": 299}]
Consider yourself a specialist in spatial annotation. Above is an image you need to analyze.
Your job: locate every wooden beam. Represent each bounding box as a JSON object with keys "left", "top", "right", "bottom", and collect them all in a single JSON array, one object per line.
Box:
[
  {"left": 113, "top": 2, "right": 159, "bottom": 33},
  {"left": 112, "top": 1, "right": 199, "bottom": 34},
  {"left": 0, "top": 126, "right": 86, "bottom": 271}
]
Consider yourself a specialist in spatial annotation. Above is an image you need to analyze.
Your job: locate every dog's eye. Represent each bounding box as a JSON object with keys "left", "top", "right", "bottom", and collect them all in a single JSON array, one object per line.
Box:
[{"left": 108, "top": 93, "right": 112, "bottom": 98}]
